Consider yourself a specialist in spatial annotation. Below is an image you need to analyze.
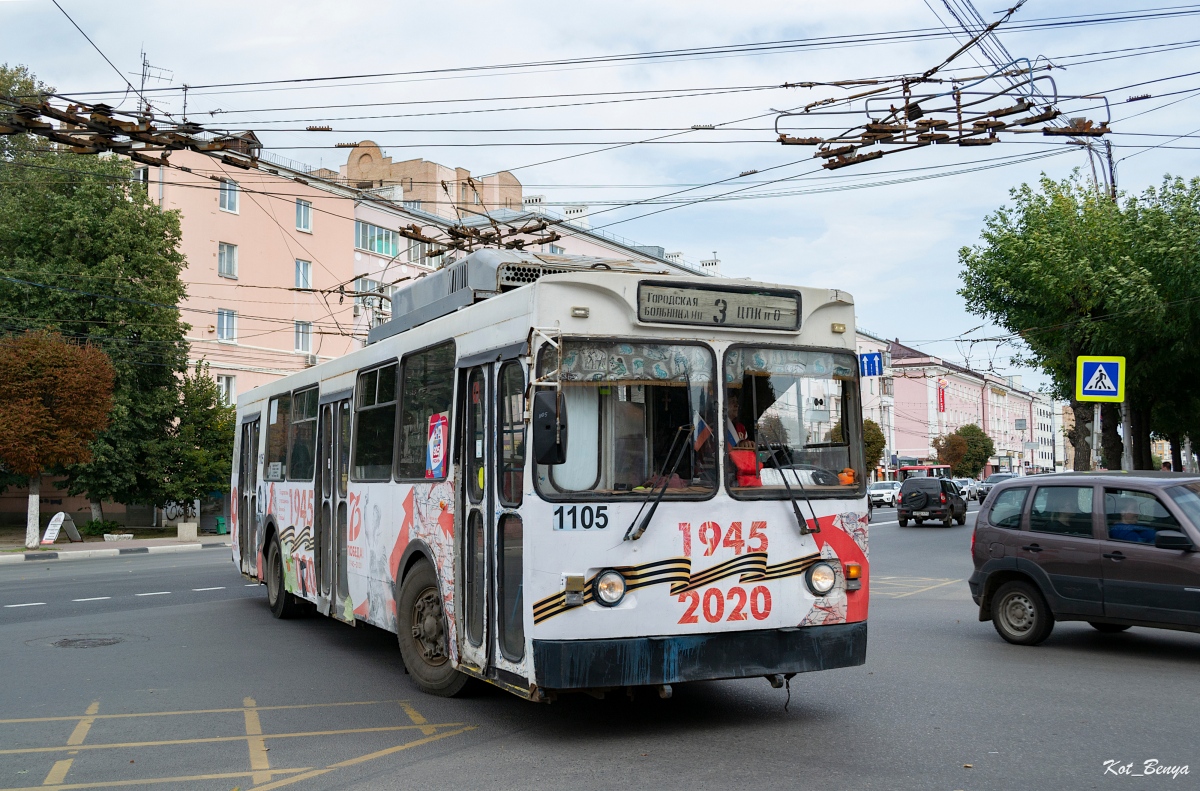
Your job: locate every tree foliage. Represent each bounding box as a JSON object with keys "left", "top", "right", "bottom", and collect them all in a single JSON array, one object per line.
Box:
[
  {"left": 0, "top": 331, "right": 114, "bottom": 476},
  {"left": 862, "top": 418, "right": 886, "bottom": 469},
  {"left": 933, "top": 433, "right": 968, "bottom": 473},
  {"left": 953, "top": 424, "right": 995, "bottom": 478},
  {"left": 0, "top": 67, "right": 194, "bottom": 506},
  {"left": 959, "top": 174, "right": 1200, "bottom": 469},
  {"left": 165, "top": 363, "right": 236, "bottom": 508},
  {"left": 0, "top": 64, "right": 52, "bottom": 161}
]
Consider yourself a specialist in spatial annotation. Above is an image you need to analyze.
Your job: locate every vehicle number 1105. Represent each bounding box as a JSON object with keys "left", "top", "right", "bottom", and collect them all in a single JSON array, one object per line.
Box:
[{"left": 552, "top": 505, "right": 609, "bottom": 530}]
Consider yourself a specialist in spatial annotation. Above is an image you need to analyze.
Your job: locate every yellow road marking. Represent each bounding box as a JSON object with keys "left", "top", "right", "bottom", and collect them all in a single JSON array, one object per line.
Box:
[
  {"left": 399, "top": 700, "right": 438, "bottom": 736},
  {"left": 889, "top": 578, "right": 963, "bottom": 598},
  {"left": 248, "top": 726, "right": 476, "bottom": 791},
  {"left": 6, "top": 767, "right": 310, "bottom": 791},
  {"left": 0, "top": 722, "right": 466, "bottom": 755},
  {"left": 0, "top": 699, "right": 393, "bottom": 725},
  {"left": 38, "top": 700, "right": 99, "bottom": 786},
  {"left": 41, "top": 761, "right": 72, "bottom": 786},
  {"left": 66, "top": 702, "right": 99, "bottom": 746},
  {"left": 242, "top": 697, "right": 271, "bottom": 786}
]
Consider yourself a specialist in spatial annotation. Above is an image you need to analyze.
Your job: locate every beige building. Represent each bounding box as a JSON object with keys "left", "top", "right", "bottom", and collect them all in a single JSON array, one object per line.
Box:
[{"left": 339, "top": 141, "right": 522, "bottom": 219}]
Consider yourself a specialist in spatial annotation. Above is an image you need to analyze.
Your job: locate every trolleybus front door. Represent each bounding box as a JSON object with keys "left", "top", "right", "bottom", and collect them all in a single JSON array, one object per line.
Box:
[
  {"left": 459, "top": 365, "right": 492, "bottom": 672},
  {"left": 237, "top": 417, "right": 260, "bottom": 576},
  {"left": 316, "top": 399, "right": 354, "bottom": 623}
]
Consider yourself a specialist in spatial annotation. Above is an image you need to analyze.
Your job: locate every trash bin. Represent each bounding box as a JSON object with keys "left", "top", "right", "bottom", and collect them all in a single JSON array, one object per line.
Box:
[{"left": 215, "top": 516, "right": 227, "bottom": 535}]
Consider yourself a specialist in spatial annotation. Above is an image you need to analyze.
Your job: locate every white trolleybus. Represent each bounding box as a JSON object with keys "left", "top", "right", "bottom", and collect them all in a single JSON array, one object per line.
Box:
[{"left": 231, "top": 249, "right": 869, "bottom": 700}]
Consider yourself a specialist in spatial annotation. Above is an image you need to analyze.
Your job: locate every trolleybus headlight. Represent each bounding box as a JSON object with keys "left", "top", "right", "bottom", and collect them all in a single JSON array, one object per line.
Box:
[
  {"left": 594, "top": 570, "right": 626, "bottom": 606},
  {"left": 805, "top": 562, "right": 837, "bottom": 596}
]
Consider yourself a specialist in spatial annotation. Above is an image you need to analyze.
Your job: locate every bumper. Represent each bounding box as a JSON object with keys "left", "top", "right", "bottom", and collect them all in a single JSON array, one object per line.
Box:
[
  {"left": 968, "top": 569, "right": 985, "bottom": 604},
  {"left": 532, "top": 622, "right": 867, "bottom": 690}
]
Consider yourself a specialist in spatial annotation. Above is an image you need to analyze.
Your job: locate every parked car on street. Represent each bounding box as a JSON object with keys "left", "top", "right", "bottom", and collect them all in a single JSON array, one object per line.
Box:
[
  {"left": 897, "top": 476, "right": 968, "bottom": 527},
  {"left": 869, "top": 480, "right": 901, "bottom": 507},
  {"left": 977, "top": 472, "right": 1017, "bottom": 501},
  {"left": 953, "top": 477, "right": 979, "bottom": 501},
  {"left": 969, "top": 472, "right": 1200, "bottom": 645}
]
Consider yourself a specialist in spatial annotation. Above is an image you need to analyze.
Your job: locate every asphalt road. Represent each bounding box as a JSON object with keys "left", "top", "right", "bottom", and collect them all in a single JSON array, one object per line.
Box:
[{"left": 2, "top": 508, "right": 1198, "bottom": 791}]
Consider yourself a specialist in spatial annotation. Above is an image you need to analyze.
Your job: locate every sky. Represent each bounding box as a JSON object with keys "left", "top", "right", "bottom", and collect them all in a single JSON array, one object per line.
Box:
[{"left": 3, "top": 0, "right": 1199, "bottom": 391}]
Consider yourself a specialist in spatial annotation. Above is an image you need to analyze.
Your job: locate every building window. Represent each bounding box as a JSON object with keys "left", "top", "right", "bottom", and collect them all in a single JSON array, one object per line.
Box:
[
  {"left": 355, "top": 277, "right": 385, "bottom": 310},
  {"left": 132, "top": 167, "right": 150, "bottom": 193},
  {"left": 407, "top": 238, "right": 428, "bottom": 265},
  {"left": 355, "top": 220, "right": 399, "bottom": 257},
  {"left": 219, "top": 179, "right": 239, "bottom": 213},
  {"left": 294, "top": 259, "right": 311, "bottom": 289},
  {"left": 542, "top": 243, "right": 565, "bottom": 255},
  {"left": 218, "top": 242, "right": 238, "bottom": 279},
  {"left": 296, "top": 199, "right": 312, "bottom": 232},
  {"left": 216, "top": 375, "right": 236, "bottom": 405},
  {"left": 217, "top": 309, "right": 237, "bottom": 342},
  {"left": 294, "top": 321, "right": 313, "bottom": 353}
]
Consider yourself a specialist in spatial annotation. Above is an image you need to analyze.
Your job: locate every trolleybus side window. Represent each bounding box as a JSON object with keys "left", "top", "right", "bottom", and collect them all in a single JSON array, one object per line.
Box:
[
  {"left": 265, "top": 394, "right": 291, "bottom": 480},
  {"left": 498, "top": 362, "right": 526, "bottom": 507},
  {"left": 466, "top": 368, "right": 485, "bottom": 503},
  {"left": 287, "top": 387, "right": 319, "bottom": 481},
  {"left": 723, "top": 346, "right": 864, "bottom": 497},
  {"left": 534, "top": 340, "right": 718, "bottom": 499},
  {"left": 396, "top": 342, "right": 455, "bottom": 480},
  {"left": 498, "top": 513, "right": 524, "bottom": 661},
  {"left": 353, "top": 363, "right": 398, "bottom": 480}
]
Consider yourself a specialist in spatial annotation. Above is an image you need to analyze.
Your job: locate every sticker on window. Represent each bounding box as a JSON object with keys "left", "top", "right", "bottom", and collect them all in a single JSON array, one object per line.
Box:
[
  {"left": 268, "top": 461, "right": 282, "bottom": 479},
  {"left": 426, "top": 412, "right": 449, "bottom": 479}
]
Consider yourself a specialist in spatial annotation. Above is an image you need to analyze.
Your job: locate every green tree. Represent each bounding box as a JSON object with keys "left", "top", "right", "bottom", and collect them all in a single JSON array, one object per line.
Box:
[
  {"left": 958, "top": 174, "right": 1169, "bottom": 469},
  {"left": 0, "top": 332, "right": 114, "bottom": 547},
  {"left": 0, "top": 64, "right": 52, "bottom": 161},
  {"left": 954, "top": 424, "right": 995, "bottom": 478},
  {"left": 164, "top": 362, "right": 236, "bottom": 512},
  {"left": 0, "top": 66, "right": 193, "bottom": 514},
  {"left": 934, "top": 433, "right": 968, "bottom": 473},
  {"left": 862, "top": 418, "right": 886, "bottom": 471}
]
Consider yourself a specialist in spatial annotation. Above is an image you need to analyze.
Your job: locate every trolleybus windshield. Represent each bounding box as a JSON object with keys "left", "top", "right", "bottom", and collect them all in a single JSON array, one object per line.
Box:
[
  {"left": 535, "top": 339, "right": 718, "bottom": 498},
  {"left": 723, "top": 346, "right": 863, "bottom": 496}
]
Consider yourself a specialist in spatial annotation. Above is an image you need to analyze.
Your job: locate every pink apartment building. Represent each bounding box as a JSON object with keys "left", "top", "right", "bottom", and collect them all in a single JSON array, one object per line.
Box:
[{"left": 889, "top": 340, "right": 1037, "bottom": 476}]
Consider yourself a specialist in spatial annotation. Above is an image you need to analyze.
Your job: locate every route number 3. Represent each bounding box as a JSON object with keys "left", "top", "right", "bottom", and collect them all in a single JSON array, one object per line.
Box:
[{"left": 679, "top": 586, "right": 772, "bottom": 623}]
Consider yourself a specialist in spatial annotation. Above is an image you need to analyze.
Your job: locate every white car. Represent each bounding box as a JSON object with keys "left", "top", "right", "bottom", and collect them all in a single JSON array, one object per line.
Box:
[
  {"left": 868, "top": 480, "right": 901, "bottom": 507},
  {"left": 953, "top": 478, "right": 979, "bottom": 501}
]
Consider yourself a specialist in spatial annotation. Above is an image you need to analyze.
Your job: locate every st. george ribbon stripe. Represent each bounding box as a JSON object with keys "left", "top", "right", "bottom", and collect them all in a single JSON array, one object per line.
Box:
[{"left": 532, "top": 551, "right": 825, "bottom": 624}]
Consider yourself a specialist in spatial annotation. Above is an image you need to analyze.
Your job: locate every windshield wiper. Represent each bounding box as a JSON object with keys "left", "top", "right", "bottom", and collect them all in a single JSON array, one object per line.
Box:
[
  {"left": 759, "top": 444, "right": 821, "bottom": 536},
  {"left": 625, "top": 424, "right": 692, "bottom": 542}
]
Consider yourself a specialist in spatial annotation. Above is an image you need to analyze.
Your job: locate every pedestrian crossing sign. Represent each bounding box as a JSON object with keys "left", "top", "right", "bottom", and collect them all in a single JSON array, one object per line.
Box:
[{"left": 1076, "top": 356, "right": 1125, "bottom": 402}]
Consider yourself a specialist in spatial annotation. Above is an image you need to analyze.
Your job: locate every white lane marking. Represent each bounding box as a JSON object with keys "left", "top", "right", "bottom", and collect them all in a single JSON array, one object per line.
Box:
[
  {"left": 245, "top": 583, "right": 260, "bottom": 587},
  {"left": 134, "top": 591, "right": 171, "bottom": 597},
  {"left": 192, "top": 587, "right": 225, "bottom": 591},
  {"left": 73, "top": 597, "right": 111, "bottom": 602},
  {"left": 4, "top": 602, "right": 46, "bottom": 608}
]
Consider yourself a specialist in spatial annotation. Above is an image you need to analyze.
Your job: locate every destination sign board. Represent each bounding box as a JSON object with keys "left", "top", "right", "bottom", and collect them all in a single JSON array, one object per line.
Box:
[{"left": 637, "top": 282, "right": 801, "bottom": 331}]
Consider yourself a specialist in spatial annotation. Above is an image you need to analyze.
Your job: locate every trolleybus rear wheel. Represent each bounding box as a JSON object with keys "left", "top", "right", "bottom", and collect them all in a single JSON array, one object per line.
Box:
[
  {"left": 266, "top": 536, "right": 304, "bottom": 619},
  {"left": 397, "top": 560, "right": 468, "bottom": 697}
]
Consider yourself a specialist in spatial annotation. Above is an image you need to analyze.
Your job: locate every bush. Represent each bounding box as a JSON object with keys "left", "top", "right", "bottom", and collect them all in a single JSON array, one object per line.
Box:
[{"left": 81, "top": 519, "right": 123, "bottom": 536}]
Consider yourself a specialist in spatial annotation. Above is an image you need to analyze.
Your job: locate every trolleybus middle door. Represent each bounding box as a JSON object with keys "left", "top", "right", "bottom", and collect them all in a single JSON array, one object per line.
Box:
[{"left": 459, "top": 364, "right": 493, "bottom": 673}]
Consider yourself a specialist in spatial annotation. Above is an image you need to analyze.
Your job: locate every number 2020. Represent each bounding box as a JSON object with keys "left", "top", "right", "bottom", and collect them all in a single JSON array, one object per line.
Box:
[
  {"left": 678, "top": 585, "right": 772, "bottom": 624},
  {"left": 553, "top": 505, "right": 609, "bottom": 530}
]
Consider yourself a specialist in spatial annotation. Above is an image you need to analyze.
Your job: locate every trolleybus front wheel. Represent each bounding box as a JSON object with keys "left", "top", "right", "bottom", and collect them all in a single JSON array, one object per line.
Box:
[
  {"left": 266, "top": 536, "right": 304, "bottom": 619},
  {"left": 397, "top": 560, "right": 468, "bottom": 697}
]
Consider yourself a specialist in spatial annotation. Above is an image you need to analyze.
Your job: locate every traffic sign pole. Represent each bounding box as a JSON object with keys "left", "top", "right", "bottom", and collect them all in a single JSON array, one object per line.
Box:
[
  {"left": 1076, "top": 356, "right": 1126, "bottom": 471},
  {"left": 1120, "top": 401, "right": 1133, "bottom": 471}
]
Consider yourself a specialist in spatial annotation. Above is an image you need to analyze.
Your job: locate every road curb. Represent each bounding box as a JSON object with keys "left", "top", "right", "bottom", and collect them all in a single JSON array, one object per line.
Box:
[{"left": 0, "top": 542, "right": 231, "bottom": 565}]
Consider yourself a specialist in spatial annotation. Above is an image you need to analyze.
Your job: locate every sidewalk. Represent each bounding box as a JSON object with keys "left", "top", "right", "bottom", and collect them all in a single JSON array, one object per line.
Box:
[{"left": 0, "top": 536, "right": 231, "bottom": 565}]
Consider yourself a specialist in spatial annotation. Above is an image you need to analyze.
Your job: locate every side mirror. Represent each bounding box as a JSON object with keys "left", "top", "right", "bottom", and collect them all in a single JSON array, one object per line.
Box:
[
  {"left": 532, "top": 390, "right": 568, "bottom": 465},
  {"left": 1154, "top": 529, "right": 1195, "bottom": 551}
]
